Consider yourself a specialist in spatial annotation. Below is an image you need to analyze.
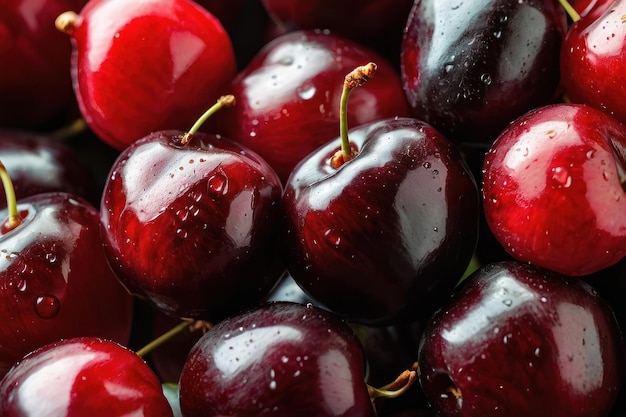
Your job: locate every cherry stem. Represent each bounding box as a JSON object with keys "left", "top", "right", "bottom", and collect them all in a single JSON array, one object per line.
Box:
[
  {"left": 558, "top": 0, "right": 581, "bottom": 22},
  {"left": 180, "top": 95, "right": 236, "bottom": 145},
  {"left": 55, "top": 11, "right": 80, "bottom": 35},
  {"left": 331, "top": 62, "right": 378, "bottom": 169},
  {"left": 367, "top": 366, "right": 418, "bottom": 400},
  {"left": 0, "top": 161, "right": 22, "bottom": 232},
  {"left": 50, "top": 118, "right": 88, "bottom": 141},
  {"left": 135, "top": 319, "right": 212, "bottom": 358}
]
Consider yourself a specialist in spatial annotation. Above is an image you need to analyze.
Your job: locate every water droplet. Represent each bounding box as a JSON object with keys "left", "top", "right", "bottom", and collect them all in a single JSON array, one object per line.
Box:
[
  {"left": 551, "top": 166, "right": 572, "bottom": 188},
  {"left": 502, "top": 299, "right": 513, "bottom": 307},
  {"left": 586, "top": 149, "right": 596, "bottom": 159},
  {"left": 423, "top": 161, "right": 431, "bottom": 169},
  {"left": 443, "top": 63, "right": 454, "bottom": 74},
  {"left": 208, "top": 173, "right": 228, "bottom": 195},
  {"left": 493, "top": 30, "right": 502, "bottom": 39},
  {"left": 35, "top": 294, "right": 60, "bottom": 319},
  {"left": 480, "top": 73, "right": 492, "bottom": 85},
  {"left": 324, "top": 229, "right": 341, "bottom": 246},
  {"left": 297, "top": 85, "right": 316, "bottom": 100}
]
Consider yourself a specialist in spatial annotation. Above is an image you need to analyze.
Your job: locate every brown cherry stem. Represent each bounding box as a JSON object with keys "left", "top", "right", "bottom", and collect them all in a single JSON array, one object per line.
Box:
[
  {"left": 367, "top": 366, "right": 418, "bottom": 400},
  {"left": 558, "top": 0, "right": 581, "bottom": 22},
  {"left": 0, "top": 161, "right": 22, "bottom": 232},
  {"left": 180, "top": 95, "right": 236, "bottom": 145},
  {"left": 331, "top": 62, "right": 377, "bottom": 169},
  {"left": 135, "top": 318, "right": 212, "bottom": 358}
]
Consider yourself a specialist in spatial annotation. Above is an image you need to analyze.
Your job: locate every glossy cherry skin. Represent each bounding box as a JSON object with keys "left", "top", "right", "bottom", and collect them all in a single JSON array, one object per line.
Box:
[
  {"left": 482, "top": 103, "right": 626, "bottom": 276},
  {"left": 100, "top": 131, "right": 284, "bottom": 321},
  {"left": 417, "top": 261, "right": 624, "bottom": 417},
  {"left": 179, "top": 301, "right": 376, "bottom": 417},
  {"left": 401, "top": 0, "right": 567, "bottom": 144},
  {"left": 0, "top": 130, "right": 99, "bottom": 208},
  {"left": 0, "top": 193, "right": 133, "bottom": 377},
  {"left": 570, "top": 0, "right": 614, "bottom": 20},
  {"left": 0, "top": 0, "right": 87, "bottom": 130},
  {"left": 560, "top": 0, "right": 626, "bottom": 125},
  {"left": 64, "top": 0, "right": 237, "bottom": 150},
  {"left": 281, "top": 117, "right": 479, "bottom": 325},
  {"left": 215, "top": 29, "right": 410, "bottom": 183},
  {"left": 0, "top": 337, "right": 173, "bottom": 417}
]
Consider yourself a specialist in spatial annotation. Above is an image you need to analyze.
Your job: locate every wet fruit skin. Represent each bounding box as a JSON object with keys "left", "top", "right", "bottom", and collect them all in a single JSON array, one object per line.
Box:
[
  {"left": 64, "top": 0, "right": 237, "bottom": 150},
  {"left": 99, "top": 131, "right": 284, "bottom": 322},
  {"left": 560, "top": 0, "right": 626, "bottom": 126},
  {"left": 215, "top": 29, "right": 410, "bottom": 183},
  {"left": 482, "top": 103, "right": 626, "bottom": 276},
  {"left": 0, "top": 130, "right": 99, "bottom": 208},
  {"left": 179, "top": 301, "right": 376, "bottom": 417},
  {"left": 0, "top": 193, "right": 134, "bottom": 378},
  {"left": 281, "top": 117, "right": 479, "bottom": 325},
  {"left": 0, "top": 337, "right": 174, "bottom": 417},
  {"left": 400, "top": 0, "right": 567, "bottom": 144},
  {"left": 417, "top": 261, "right": 624, "bottom": 417}
]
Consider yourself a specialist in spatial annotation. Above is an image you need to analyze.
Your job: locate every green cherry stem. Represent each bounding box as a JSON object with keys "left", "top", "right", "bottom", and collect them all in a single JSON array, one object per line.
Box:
[
  {"left": 135, "top": 319, "right": 212, "bottom": 358},
  {"left": 0, "top": 161, "right": 22, "bottom": 232},
  {"left": 558, "top": 0, "right": 581, "bottom": 22},
  {"left": 180, "top": 94, "right": 236, "bottom": 145},
  {"left": 331, "top": 62, "right": 378, "bottom": 169},
  {"left": 368, "top": 367, "right": 418, "bottom": 400}
]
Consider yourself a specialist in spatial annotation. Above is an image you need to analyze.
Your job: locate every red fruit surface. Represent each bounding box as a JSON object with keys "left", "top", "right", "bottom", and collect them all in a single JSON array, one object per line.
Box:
[
  {"left": 482, "top": 103, "right": 626, "bottom": 276},
  {"left": 0, "top": 337, "right": 173, "bottom": 417},
  {"left": 0, "top": 193, "right": 133, "bottom": 377},
  {"left": 100, "top": 131, "right": 284, "bottom": 321},
  {"left": 560, "top": 0, "right": 626, "bottom": 125},
  {"left": 215, "top": 30, "right": 410, "bottom": 183},
  {"left": 64, "top": 0, "right": 237, "bottom": 150},
  {"left": 0, "top": 0, "right": 87, "bottom": 129},
  {"left": 418, "top": 261, "right": 624, "bottom": 417}
]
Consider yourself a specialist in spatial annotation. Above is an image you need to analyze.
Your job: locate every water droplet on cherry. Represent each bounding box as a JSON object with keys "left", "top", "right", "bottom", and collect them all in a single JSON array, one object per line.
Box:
[
  {"left": 324, "top": 229, "right": 341, "bottom": 246},
  {"left": 551, "top": 166, "right": 572, "bottom": 188},
  {"left": 208, "top": 173, "right": 228, "bottom": 195},
  {"left": 34, "top": 294, "right": 60, "bottom": 319}
]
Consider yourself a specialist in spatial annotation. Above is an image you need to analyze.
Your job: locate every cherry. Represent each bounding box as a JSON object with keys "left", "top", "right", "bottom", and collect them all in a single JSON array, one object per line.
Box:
[
  {"left": 560, "top": 0, "right": 626, "bottom": 125},
  {"left": 0, "top": 163, "right": 133, "bottom": 377},
  {"left": 56, "top": 0, "right": 237, "bottom": 150},
  {"left": 0, "top": 129, "right": 99, "bottom": 208},
  {"left": 99, "top": 97, "right": 284, "bottom": 322},
  {"left": 0, "top": 337, "right": 174, "bottom": 417},
  {"left": 215, "top": 29, "right": 410, "bottom": 183},
  {"left": 417, "top": 261, "right": 624, "bottom": 417},
  {"left": 482, "top": 102, "right": 626, "bottom": 276},
  {"left": 179, "top": 301, "right": 377, "bottom": 416},
  {"left": 281, "top": 64, "right": 479, "bottom": 325},
  {"left": 401, "top": 0, "right": 567, "bottom": 144},
  {"left": 0, "top": 0, "right": 87, "bottom": 130}
]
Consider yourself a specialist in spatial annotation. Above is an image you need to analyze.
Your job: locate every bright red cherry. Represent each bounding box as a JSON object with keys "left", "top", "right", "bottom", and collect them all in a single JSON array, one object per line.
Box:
[
  {"left": 179, "top": 301, "right": 377, "bottom": 416},
  {"left": 560, "top": 0, "right": 626, "bottom": 125},
  {"left": 99, "top": 97, "right": 284, "bottom": 322},
  {"left": 0, "top": 0, "right": 87, "bottom": 130},
  {"left": 568, "top": 0, "right": 613, "bottom": 20},
  {"left": 0, "top": 337, "right": 174, "bottom": 417},
  {"left": 56, "top": 0, "right": 237, "bottom": 150},
  {"left": 482, "top": 103, "right": 626, "bottom": 276},
  {"left": 0, "top": 188, "right": 133, "bottom": 377},
  {"left": 215, "top": 29, "right": 410, "bottom": 183},
  {"left": 417, "top": 261, "right": 624, "bottom": 417}
]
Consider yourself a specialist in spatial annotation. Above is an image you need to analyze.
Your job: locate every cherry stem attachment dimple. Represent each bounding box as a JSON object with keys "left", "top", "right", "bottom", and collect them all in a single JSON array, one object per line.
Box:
[
  {"left": 367, "top": 367, "right": 418, "bottom": 400},
  {"left": 331, "top": 62, "right": 377, "bottom": 169},
  {"left": 557, "top": 0, "right": 581, "bottom": 22},
  {"left": 180, "top": 95, "right": 236, "bottom": 145},
  {"left": 0, "top": 161, "right": 22, "bottom": 232},
  {"left": 135, "top": 319, "right": 212, "bottom": 358}
]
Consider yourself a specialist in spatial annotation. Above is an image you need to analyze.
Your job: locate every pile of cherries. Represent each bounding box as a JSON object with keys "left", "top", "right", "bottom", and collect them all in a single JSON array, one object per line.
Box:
[{"left": 0, "top": 0, "right": 625, "bottom": 416}]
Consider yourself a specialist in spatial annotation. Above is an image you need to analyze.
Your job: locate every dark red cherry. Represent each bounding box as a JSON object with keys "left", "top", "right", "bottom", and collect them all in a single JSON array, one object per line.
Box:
[
  {"left": 401, "top": 0, "right": 567, "bottom": 143},
  {"left": 418, "top": 261, "right": 624, "bottom": 417}
]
